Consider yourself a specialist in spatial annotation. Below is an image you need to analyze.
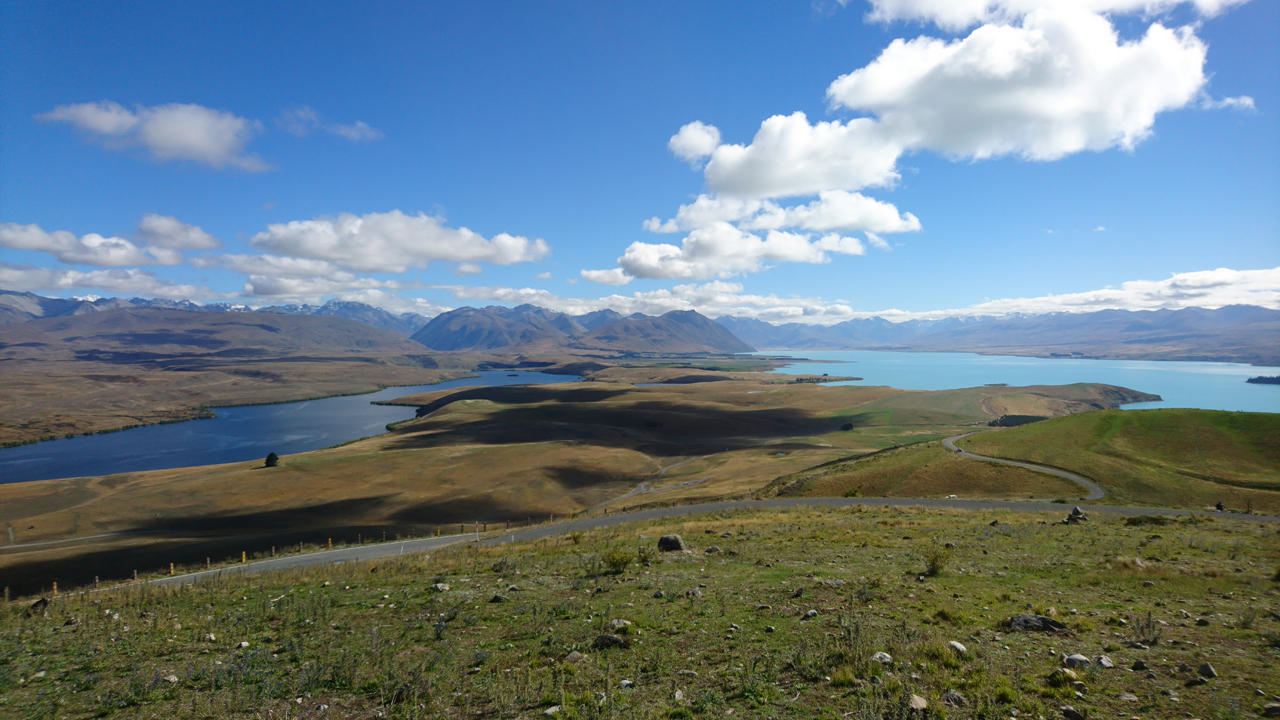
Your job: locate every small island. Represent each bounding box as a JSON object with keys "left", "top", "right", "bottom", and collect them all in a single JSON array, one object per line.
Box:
[{"left": 1246, "top": 375, "right": 1280, "bottom": 385}]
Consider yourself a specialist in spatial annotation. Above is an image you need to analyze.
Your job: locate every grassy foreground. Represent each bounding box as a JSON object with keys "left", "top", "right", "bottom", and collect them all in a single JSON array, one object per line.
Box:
[
  {"left": 3, "top": 505, "right": 1278, "bottom": 719},
  {"left": 962, "top": 410, "right": 1280, "bottom": 513}
]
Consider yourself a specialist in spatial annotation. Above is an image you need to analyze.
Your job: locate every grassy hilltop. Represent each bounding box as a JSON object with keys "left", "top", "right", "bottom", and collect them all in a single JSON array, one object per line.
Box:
[
  {"left": 2, "top": 505, "right": 1277, "bottom": 719},
  {"left": 961, "top": 409, "right": 1280, "bottom": 512}
]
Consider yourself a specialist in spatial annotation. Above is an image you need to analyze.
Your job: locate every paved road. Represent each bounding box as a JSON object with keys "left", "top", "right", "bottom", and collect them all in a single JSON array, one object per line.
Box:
[
  {"left": 943, "top": 430, "right": 1106, "bottom": 501},
  {"left": 144, "top": 494, "right": 1275, "bottom": 589}
]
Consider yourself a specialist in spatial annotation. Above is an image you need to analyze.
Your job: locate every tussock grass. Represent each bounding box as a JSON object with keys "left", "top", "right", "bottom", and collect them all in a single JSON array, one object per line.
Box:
[{"left": 4, "top": 505, "right": 1276, "bottom": 719}]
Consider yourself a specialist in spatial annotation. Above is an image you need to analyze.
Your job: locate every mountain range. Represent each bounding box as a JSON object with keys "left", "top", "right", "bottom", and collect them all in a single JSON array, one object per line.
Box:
[
  {"left": 0, "top": 291, "right": 428, "bottom": 337},
  {"left": 717, "top": 305, "right": 1280, "bottom": 365},
  {"left": 410, "top": 304, "right": 753, "bottom": 354},
  {"left": 2, "top": 289, "right": 1276, "bottom": 364}
]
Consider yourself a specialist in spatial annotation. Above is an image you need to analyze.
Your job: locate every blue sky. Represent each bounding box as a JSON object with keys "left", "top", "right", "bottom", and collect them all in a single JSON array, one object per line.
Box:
[{"left": 1, "top": 0, "right": 1277, "bottom": 323}]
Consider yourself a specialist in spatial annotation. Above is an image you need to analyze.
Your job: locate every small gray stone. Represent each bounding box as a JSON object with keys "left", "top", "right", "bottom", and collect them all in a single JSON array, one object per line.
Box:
[
  {"left": 765, "top": 625, "right": 776, "bottom": 633},
  {"left": 563, "top": 651, "right": 587, "bottom": 664},
  {"left": 677, "top": 669, "right": 698, "bottom": 676},
  {"left": 543, "top": 706, "right": 561, "bottom": 716},
  {"left": 909, "top": 694, "right": 927, "bottom": 710},
  {"left": 657, "top": 535, "right": 686, "bottom": 552},
  {"left": 1132, "top": 659, "right": 1147, "bottom": 671},
  {"left": 619, "top": 679, "right": 634, "bottom": 689},
  {"left": 1198, "top": 662, "right": 1217, "bottom": 678},
  {"left": 164, "top": 675, "right": 179, "bottom": 684},
  {"left": 1263, "top": 703, "right": 1280, "bottom": 718},
  {"left": 941, "top": 690, "right": 968, "bottom": 707},
  {"left": 1008, "top": 614, "right": 1068, "bottom": 632},
  {"left": 606, "top": 619, "right": 632, "bottom": 631},
  {"left": 685, "top": 588, "right": 702, "bottom": 599},
  {"left": 432, "top": 583, "right": 450, "bottom": 592},
  {"left": 653, "top": 590, "right": 665, "bottom": 599},
  {"left": 755, "top": 604, "right": 772, "bottom": 610},
  {"left": 1142, "top": 580, "right": 1155, "bottom": 587},
  {"left": 1119, "top": 692, "right": 1139, "bottom": 701},
  {"left": 489, "top": 595, "right": 508, "bottom": 603},
  {"left": 871, "top": 651, "right": 893, "bottom": 665},
  {"left": 1095, "top": 655, "right": 1114, "bottom": 669},
  {"left": 869, "top": 675, "right": 882, "bottom": 685},
  {"left": 946, "top": 640, "right": 967, "bottom": 655},
  {"left": 803, "top": 609, "right": 818, "bottom": 620},
  {"left": 705, "top": 546, "right": 722, "bottom": 554}
]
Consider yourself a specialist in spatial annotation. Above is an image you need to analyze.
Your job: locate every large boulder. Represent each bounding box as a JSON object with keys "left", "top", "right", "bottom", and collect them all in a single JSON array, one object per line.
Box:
[{"left": 657, "top": 535, "right": 687, "bottom": 552}]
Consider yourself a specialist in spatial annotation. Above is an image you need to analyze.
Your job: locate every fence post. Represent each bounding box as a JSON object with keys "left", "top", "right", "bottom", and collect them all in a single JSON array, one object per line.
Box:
[
  {"left": 170, "top": 563, "right": 174, "bottom": 575},
  {"left": 53, "top": 582, "right": 57, "bottom": 596},
  {"left": 328, "top": 538, "right": 332, "bottom": 549},
  {"left": 242, "top": 551, "right": 246, "bottom": 563}
]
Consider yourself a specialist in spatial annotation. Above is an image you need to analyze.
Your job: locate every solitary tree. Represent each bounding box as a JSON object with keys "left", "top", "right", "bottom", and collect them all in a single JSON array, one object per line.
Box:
[{"left": 265, "top": 452, "right": 279, "bottom": 468}]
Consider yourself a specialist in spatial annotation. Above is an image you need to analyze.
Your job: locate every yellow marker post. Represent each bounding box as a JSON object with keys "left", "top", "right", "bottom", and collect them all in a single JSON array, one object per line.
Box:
[
  {"left": 242, "top": 551, "right": 246, "bottom": 563},
  {"left": 52, "top": 582, "right": 57, "bottom": 596},
  {"left": 328, "top": 538, "right": 332, "bottom": 549}
]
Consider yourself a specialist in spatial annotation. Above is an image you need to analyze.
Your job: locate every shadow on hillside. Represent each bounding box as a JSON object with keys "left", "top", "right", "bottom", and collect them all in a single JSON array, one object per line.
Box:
[{"left": 389, "top": 385, "right": 861, "bottom": 456}]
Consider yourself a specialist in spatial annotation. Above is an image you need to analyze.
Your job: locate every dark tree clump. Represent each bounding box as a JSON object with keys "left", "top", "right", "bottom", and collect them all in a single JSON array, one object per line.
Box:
[{"left": 265, "top": 452, "right": 279, "bottom": 468}]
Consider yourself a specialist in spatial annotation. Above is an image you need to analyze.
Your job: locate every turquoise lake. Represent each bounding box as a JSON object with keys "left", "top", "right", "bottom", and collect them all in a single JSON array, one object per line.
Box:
[{"left": 760, "top": 350, "right": 1279, "bottom": 414}]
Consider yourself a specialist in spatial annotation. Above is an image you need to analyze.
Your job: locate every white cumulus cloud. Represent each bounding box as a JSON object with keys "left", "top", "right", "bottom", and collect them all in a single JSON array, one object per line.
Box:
[
  {"left": 0, "top": 264, "right": 223, "bottom": 300},
  {"left": 587, "top": 223, "right": 870, "bottom": 282},
  {"left": 0, "top": 222, "right": 183, "bottom": 267},
  {"left": 863, "top": 0, "right": 1249, "bottom": 31},
  {"left": 136, "top": 214, "right": 222, "bottom": 250},
  {"left": 249, "top": 210, "right": 550, "bottom": 274},
  {"left": 668, "top": 121, "right": 722, "bottom": 165},
  {"left": 40, "top": 101, "right": 270, "bottom": 171}
]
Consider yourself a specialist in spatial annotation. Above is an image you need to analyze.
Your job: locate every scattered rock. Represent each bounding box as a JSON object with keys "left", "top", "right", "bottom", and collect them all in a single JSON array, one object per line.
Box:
[
  {"left": 1061, "top": 705, "right": 1086, "bottom": 720},
  {"left": 821, "top": 578, "right": 846, "bottom": 587},
  {"left": 1197, "top": 663, "right": 1217, "bottom": 678},
  {"left": 989, "top": 520, "right": 999, "bottom": 526},
  {"left": 947, "top": 640, "right": 967, "bottom": 655},
  {"left": 803, "top": 609, "right": 819, "bottom": 620},
  {"left": 619, "top": 680, "right": 634, "bottom": 689},
  {"left": 1185, "top": 677, "right": 1207, "bottom": 687},
  {"left": 1119, "top": 692, "right": 1139, "bottom": 701},
  {"left": 871, "top": 652, "right": 893, "bottom": 665},
  {"left": 164, "top": 675, "right": 179, "bottom": 684},
  {"left": 677, "top": 670, "right": 699, "bottom": 677},
  {"left": 25, "top": 598, "right": 49, "bottom": 617},
  {"left": 941, "top": 690, "right": 968, "bottom": 707},
  {"left": 685, "top": 588, "right": 702, "bottom": 599},
  {"left": 765, "top": 626, "right": 776, "bottom": 633},
  {"left": 204, "top": 633, "right": 217, "bottom": 642},
  {"left": 909, "top": 694, "right": 928, "bottom": 711},
  {"left": 432, "top": 583, "right": 450, "bottom": 593},
  {"left": 1054, "top": 668, "right": 1080, "bottom": 682},
  {"left": 594, "top": 634, "right": 626, "bottom": 649},
  {"left": 543, "top": 706, "right": 561, "bottom": 716},
  {"left": 606, "top": 619, "right": 632, "bottom": 631},
  {"left": 1262, "top": 703, "right": 1280, "bottom": 717},
  {"left": 1143, "top": 580, "right": 1155, "bottom": 587},
  {"left": 673, "top": 690, "right": 684, "bottom": 702},
  {"left": 1196, "top": 618, "right": 1210, "bottom": 626},
  {"left": 1008, "top": 614, "right": 1067, "bottom": 632},
  {"left": 657, "top": 535, "right": 686, "bottom": 552},
  {"left": 755, "top": 604, "right": 772, "bottom": 610},
  {"left": 236, "top": 641, "right": 250, "bottom": 649},
  {"left": 1063, "top": 654, "right": 1091, "bottom": 668},
  {"left": 563, "top": 651, "right": 587, "bottom": 664},
  {"left": 489, "top": 595, "right": 508, "bottom": 603},
  {"left": 1132, "top": 660, "right": 1148, "bottom": 671},
  {"left": 653, "top": 590, "right": 665, "bottom": 599},
  {"left": 1095, "top": 655, "right": 1115, "bottom": 669},
  {"left": 705, "top": 546, "right": 722, "bottom": 554}
]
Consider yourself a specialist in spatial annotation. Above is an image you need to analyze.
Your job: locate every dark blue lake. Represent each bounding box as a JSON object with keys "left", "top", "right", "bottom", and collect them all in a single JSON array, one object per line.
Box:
[
  {"left": 761, "top": 351, "right": 1280, "bottom": 414},
  {"left": 0, "top": 371, "right": 580, "bottom": 484}
]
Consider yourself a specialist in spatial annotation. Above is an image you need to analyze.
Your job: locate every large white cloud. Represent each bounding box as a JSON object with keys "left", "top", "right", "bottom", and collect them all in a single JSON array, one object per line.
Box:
[
  {"left": 828, "top": 7, "right": 1209, "bottom": 161},
  {"left": 242, "top": 274, "right": 407, "bottom": 300},
  {"left": 136, "top": 214, "right": 222, "bottom": 250},
  {"left": 248, "top": 210, "right": 550, "bottom": 274},
  {"left": 39, "top": 101, "right": 270, "bottom": 171},
  {"left": 0, "top": 264, "right": 223, "bottom": 300},
  {"left": 0, "top": 222, "right": 182, "bottom": 267},
  {"left": 606, "top": 0, "right": 1247, "bottom": 286}
]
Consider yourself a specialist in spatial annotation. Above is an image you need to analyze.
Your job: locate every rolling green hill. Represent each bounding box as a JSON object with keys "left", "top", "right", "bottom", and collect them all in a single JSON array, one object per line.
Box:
[{"left": 962, "top": 409, "right": 1280, "bottom": 512}]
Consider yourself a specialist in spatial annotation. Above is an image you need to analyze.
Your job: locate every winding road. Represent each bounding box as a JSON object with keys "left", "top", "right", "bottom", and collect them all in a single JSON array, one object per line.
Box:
[{"left": 942, "top": 430, "right": 1106, "bottom": 501}]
